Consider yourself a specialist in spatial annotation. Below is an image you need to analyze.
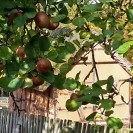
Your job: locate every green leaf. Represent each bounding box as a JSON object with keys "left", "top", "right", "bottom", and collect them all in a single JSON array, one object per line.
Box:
[
  {"left": 65, "top": 0, "right": 77, "bottom": 6},
  {"left": 60, "top": 63, "right": 71, "bottom": 75},
  {"left": 112, "top": 33, "right": 123, "bottom": 41},
  {"left": 0, "top": 1, "right": 15, "bottom": 9},
  {"left": 105, "top": 110, "right": 114, "bottom": 116},
  {"left": 83, "top": 4, "right": 102, "bottom": 12},
  {"left": 60, "top": 6, "right": 68, "bottom": 15},
  {"left": 118, "top": 41, "right": 133, "bottom": 54},
  {"left": 53, "top": 74, "right": 65, "bottom": 89},
  {"left": 83, "top": 39, "right": 95, "bottom": 46},
  {"left": 40, "top": 72, "right": 55, "bottom": 84},
  {"left": 72, "top": 17, "right": 85, "bottom": 28},
  {"left": 107, "top": 117, "right": 123, "bottom": 129},
  {"left": 47, "top": 48, "right": 68, "bottom": 63},
  {"left": 77, "top": 95, "right": 100, "bottom": 105},
  {"left": 127, "top": 9, "right": 133, "bottom": 22},
  {"left": 0, "top": 46, "right": 13, "bottom": 60},
  {"left": 48, "top": 7, "right": 56, "bottom": 15},
  {"left": 73, "top": 40, "right": 80, "bottom": 48},
  {"left": 63, "top": 78, "right": 77, "bottom": 90},
  {"left": 60, "top": 17, "right": 71, "bottom": 24},
  {"left": 22, "top": 78, "right": 33, "bottom": 88},
  {"left": 0, "top": 76, "right": 14, "bottom": 90},
  {"left": 0, "top": 76, "right": 24, "bottom": 92},
  {"left": 100, "top": 99, "right": 115, "bottom": 110},
  {"left": 65, "top": 42, "right": 76, "bottom": 53},
  {"left": 56, "top": 47, "right": 71, "bottom": 61},
  {"left": 112, "top": 40, "right": 122, "bottom": 50},
  {"left": 19, "top": 61, "right": 36, "bottom": 74},
  {"left": 47, "top": 50, "right": 58, "bottom": 61},
  {"left": 99, "top": 0, "right": 112, "bottom": 3},
  {"left": 14, "top": 15, "right": 27, "bottom": 27},
  {"left": 75, "top": 71, "right": 81, "bottom": 81},
  {"left": 25, "top": 9, "right": 36, "bottom": 19},
  {"left": 91, "top": 83, "right": 107, "bottom": 96},
  {"left": 121, "top": 95, "right": 129, "bottom": 104},
  {"left": 39, "top": 36, "right": 51, "bottom": 51},
  {"left": 106, "top": 76, "right": 114, "bottom": 93},
  {"left": 53, "top": 14, "right": 67, "bottom": 22},
  {"left": 6, "top": 59, "right": 19, "bottom": 75},
  {"left": 7, "top": 77, "right": 24, "bottom": 92},
  {"left": 48, "top": 0, "right": 56, "bottom": 4},
  {"left": 78, "top": 85, "right": 92, "bottom": 95},
  {"left": 86, "top": 112, "right": 97, "bottom": 122},
  {"left": 95, "top": 80, "right": 107, "bottom": 86},
  {"left": 131, "top": 66, "right": 133, "bottom": 76},
  {"left": 25, "top": 35, "right": 40, "bottom": 59},
  {"left": 83, "top": 12, "right": 100, "bottom": 22},
  {"left": 103, "top": 29, "right": 113, "bottom": 37}
]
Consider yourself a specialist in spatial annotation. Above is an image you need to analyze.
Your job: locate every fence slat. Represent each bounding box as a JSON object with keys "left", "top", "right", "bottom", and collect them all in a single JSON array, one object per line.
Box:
[{"left": 0, "top": 110, "right": 131, "bottom": 133}]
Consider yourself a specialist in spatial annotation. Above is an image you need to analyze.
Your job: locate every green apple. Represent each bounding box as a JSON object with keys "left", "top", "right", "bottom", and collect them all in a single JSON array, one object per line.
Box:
[{"left": 66, "top": 99, "right": 82, "bottom": 111}]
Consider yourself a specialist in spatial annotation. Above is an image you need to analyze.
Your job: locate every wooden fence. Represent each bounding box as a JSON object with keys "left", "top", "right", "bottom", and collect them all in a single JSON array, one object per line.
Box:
[{"left": 0, "top": 110, "right": 132, "bottom": 133}]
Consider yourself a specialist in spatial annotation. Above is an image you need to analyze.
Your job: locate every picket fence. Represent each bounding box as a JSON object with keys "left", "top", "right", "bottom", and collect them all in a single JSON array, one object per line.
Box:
[{"left": 0, "top": 110, "right": 132, "bottom": 133}]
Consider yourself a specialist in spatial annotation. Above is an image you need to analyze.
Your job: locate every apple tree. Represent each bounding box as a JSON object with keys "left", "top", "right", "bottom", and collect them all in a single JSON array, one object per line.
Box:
[{"left": 0, "top": 0, "right": 133, "bottom": 129}]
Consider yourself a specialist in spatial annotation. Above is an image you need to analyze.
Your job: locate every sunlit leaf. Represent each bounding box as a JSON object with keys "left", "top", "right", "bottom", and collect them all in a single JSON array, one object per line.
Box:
[
  {"left": 107, "top": 117, "right": 123, "bottom": 129},
  {"left": 0, "top": 46, "right": 13, "bottom": 60},
  {"left": 19, "top": 61, "right": 36, "bottom": 74},
  {"left": 7, "top": 77, "right": 24, "bottom": 92},
  {"left": 118, "top": 41, "right": 133, "bottom": 54},
  {"left": 22, "top": 78, "right": 33, "bottom": 88}
]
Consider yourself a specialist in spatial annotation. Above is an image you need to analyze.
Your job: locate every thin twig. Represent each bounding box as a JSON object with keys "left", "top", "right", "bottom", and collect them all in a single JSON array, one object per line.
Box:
[
  {"left": 91, "top": 47, "right": 99, "bottom": 81},
  {"left": 83, "top": 66, "right": 94, "bottom": 83}
]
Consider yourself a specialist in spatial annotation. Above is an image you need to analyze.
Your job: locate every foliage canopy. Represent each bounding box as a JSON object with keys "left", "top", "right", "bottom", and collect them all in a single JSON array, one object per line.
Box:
[{"left": 0, "top": 0, "right": 133, "bottom": 129}]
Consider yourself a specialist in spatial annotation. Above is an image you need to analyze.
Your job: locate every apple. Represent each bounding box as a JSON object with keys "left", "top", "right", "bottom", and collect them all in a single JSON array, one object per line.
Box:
[
  {"left": 48, "top": 17, "right": 59, "bottom": 30},
  {"left": 0, "top": 64, "right": 4, "bottom": 71},
  {"left": 36, "top": 58, "right": 52, "bottom": 73},
  {"left": 70, "top": 93, "right": 79, "bottom": 100},
  {"left": 16, "top": 46, "right": 27, "bottom": 59},
  {"left": 8, "top": 14, "right": 16, "bottom": 24},
  {"left": 34, "top": 12, "right": 50, "bottom": 28},
  {"left": 32, "top": 76, "right": 44, "bottom": 86},
  {"left": 66, "top": 99, "right": 82, "bottom": 111}
]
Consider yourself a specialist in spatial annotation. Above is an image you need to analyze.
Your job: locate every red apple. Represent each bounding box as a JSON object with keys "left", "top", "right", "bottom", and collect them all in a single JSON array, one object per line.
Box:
[
  {"left": 16, "top": 46, "right": 27, "bottom": 59},
  {"left": 48, "top": 17, "right": 59, "bottom": 30},
  {"left": 34, "top": 12, "right": 50, "bottom": 28},
  {"left": 0, "top": 64, "right": 4, "bottom": 71},
  {"left": 36, "top": 58, "right": 52, "bottom": 73},
  {"left": 32, "top": 76, "right": 44, "bottom": 86}
]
